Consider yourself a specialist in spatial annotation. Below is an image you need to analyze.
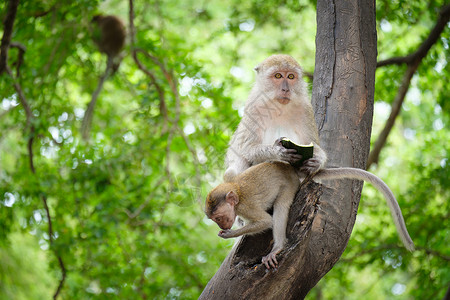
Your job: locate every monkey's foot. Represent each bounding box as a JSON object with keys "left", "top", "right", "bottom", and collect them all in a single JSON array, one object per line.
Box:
[{"left": 262, "top": 251, "right": 279, "bottom": 269}]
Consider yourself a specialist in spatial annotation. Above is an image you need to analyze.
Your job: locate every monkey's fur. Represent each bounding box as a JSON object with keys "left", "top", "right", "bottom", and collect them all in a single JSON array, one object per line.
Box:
[
  {"left": 213, "top": 54, "right": 414, "bottom": 269},
  {"left": 224, "top": 54, "right": 327, "bottom": 182},
  {"left": 81, "top": 15, "right": 126, "bottom": 141},
  {"left": 92, "top": 15, "right": 126, "bottom": 62},
  {"left": 206, "top": 161, "right": 414, "bottom": 269}
]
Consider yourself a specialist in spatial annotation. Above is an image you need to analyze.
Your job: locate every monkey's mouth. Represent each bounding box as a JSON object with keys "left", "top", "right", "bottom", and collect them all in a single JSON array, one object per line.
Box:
[
  {"left": 277, "top": 97, "right": 290, "bottom": 105},
  {"left": 220, "top": 223, "right": 232, "bottom": 230},
  {"left": 219, "top": 220, "right": 233, "bottom": 230}
]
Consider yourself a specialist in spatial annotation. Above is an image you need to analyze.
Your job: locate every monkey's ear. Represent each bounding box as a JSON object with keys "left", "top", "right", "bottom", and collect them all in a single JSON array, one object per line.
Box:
[
  {"left": 254, "top": 65, "right": 260, "bottom": 73},
  {"left": 225, "top": 191, "right": 239, "bottom": 205}
]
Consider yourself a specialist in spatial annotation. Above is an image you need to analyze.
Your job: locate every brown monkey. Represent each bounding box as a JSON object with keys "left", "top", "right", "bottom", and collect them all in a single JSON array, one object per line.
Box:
[
  {"left": 207, "top": 161, "right": 414, "bottom": 269},
  {"left": 207, "top": 161, "right": 299, "bottom": 269},
  {"left": 91, "top": 15, "right": 126, "bottom": 69},
  {"left": 81, "top": 15, "right": 126, "bottom": 141},
  {"left": 224, "top": 54, "right": 327, "bottom": 182}
]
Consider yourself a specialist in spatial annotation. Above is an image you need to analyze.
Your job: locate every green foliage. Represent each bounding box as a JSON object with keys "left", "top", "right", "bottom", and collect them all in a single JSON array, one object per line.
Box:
[
  {"left": 0, "top": 0, "right": 448, "bottom": 299},
  {"left": 0, "top": 233, "right": 56, "bottom": 299}
]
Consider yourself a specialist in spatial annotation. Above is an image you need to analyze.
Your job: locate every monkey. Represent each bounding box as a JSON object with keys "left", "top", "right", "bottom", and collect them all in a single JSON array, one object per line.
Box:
[
  {"left": 224, "top": 54, "right": 327, "bottom": 182},
  {"left": 206, "top": 161, "right": 415, "bottom": 269},
  {"left": 207, "top": 161, "right": 299, "bottom": 269},
  {"left": 91, "top": 15, "right": 126, "bottom": 71},
  {"left": 215, "top": 54, "right": 414, "bottom": 267},
  {"left": 81, "top": 15, "right": 126, "bottom": 141}
]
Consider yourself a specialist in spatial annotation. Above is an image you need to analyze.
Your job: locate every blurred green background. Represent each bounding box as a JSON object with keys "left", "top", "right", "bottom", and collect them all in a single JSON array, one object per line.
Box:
[{"left": 0, "top": 0, "right": 448, "bottom": 299}]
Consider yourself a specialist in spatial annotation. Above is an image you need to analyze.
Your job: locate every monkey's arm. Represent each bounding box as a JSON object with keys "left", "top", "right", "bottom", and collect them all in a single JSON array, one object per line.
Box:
[
  {"left": 224, "top": 139, "right": 301, "bottom": 181},
  {"left": 243, "top": 143, "right": 302, "bottom": 165},
  {"left": 315, "top": 167, "right": 415, "bottom": 251}
]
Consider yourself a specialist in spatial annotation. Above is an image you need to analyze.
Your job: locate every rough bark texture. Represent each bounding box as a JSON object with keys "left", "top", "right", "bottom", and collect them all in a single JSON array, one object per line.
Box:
[{"left": 200, "top": 0, "right": 376, "bottom": 298}]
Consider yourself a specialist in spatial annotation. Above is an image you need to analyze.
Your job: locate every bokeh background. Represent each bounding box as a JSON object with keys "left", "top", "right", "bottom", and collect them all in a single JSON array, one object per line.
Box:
[{"left": 0, "top": 0, "right": 448, "bottom": 299}]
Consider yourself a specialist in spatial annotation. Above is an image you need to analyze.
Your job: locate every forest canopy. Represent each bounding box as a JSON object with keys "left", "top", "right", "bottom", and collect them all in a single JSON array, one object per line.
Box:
[{"left": 0, "top": 0, "right": 449, "bottom": 299}]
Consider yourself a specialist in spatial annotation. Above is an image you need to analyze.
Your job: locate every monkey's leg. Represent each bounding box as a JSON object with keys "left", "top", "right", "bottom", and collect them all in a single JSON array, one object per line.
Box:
[{"left": 262, "top": 189, "right": 296, "bottom": 269}]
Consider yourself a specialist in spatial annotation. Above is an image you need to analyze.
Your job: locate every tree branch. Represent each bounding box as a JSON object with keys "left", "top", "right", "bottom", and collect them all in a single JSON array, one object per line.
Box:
[
  {"left": 376, "top": 56, "right": 411, "bottom": 68},
  {"left": 7, "top": 65, "right": 67, "bottom": 299},
  {"left": 6, "top": 66, "right": 33, "bottom": 127},
  {"left": 443, "top": 285, "right": 450, "bottom": 300},
  {"left": 377, "top": 4, "right": 450, "bottom": 68},
  {"left": 3, "top": 7, "right": 67, "bottom": 292},
  {"left": 368, "top": 4, "right": 450, "bottom": 168},
  {"left": 10, "top": 41, "right": 26, "bottom": 77},
  {"left": 367, "top": 60, "right": 418, "bottom": 167},
  {"left": 0, "top": 0, "right": 19, "bottom": 74},
  {"left": 128, "top": 0, "right": 169, "bottom": 129}
]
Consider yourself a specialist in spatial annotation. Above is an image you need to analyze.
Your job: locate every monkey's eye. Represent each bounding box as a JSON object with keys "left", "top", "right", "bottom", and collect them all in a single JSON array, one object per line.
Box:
[
  {"left": 274, "top": 73, "right": 282, "bottom": 79},
  {"left": 216, "top": 217, "right": 222, "bottom": 223},
  {"left": 287, "top": 74, "right": 295, "bottom": 79}
]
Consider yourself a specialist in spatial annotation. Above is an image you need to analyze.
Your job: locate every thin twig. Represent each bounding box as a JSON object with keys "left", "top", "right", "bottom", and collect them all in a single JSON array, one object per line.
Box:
[
  {"left": 134, "top": 49, "right": 180, "bottom": 123},
  {"left": 7, "top": 65, "right": 67, "bottom": 300},
  {"left": 6, "top": 66, "right": 33, "bottom": 127},
  {"left": 129, "top": 0, "right": 169, "bottom": 128},
  {"left": 10, "top": 42, "right": 26, "bottom": 77},
  {"left": 132, "top": 50, "right": 169, "bottom": 126},
  {"left": 3, "top": 7, "right": 67, "bottom": 290},
  {"left": 122, "top": 177, "right": 166, "bottom": 219}
]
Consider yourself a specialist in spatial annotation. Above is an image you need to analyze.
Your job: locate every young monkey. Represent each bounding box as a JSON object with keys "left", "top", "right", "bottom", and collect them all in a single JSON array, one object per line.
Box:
[{"left": 206, "top": 161, "right": 415, "bottom": 269}]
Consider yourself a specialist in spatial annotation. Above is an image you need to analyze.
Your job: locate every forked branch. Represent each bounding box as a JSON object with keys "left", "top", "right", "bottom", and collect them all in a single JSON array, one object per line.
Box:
[{"left": 368, "top": 4, "right": 450, "bottom": 168}]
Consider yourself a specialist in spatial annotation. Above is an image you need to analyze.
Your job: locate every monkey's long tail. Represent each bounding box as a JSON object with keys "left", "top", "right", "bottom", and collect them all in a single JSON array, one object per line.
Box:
[
  {"left": 81, "top": 56, "right": 113, "bottom": 141},
  {"left": 314, "top": 167, "right": 415, "bottom": 251}
]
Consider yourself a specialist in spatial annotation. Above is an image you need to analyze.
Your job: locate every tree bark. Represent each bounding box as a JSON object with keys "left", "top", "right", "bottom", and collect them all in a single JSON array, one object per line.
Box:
[{"left": 200, "top": 0, "right": 376, "bottom": 298}]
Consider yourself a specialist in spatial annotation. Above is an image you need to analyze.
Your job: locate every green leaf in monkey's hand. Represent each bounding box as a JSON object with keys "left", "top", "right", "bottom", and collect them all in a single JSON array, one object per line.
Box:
[{"left": 280, "top": 138, "right": 314, "bottom": 168}]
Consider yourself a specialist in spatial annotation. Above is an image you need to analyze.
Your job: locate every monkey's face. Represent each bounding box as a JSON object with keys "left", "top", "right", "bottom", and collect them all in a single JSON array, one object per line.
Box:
[
  {"left": 256, "top": 68, "right": 302, "bottom": 105},
  {"left": 210, "top": 202, "right": 236, "bottom": 230},
  {"left": 269, "top": 71, "right": 299, "bottom": 105}
]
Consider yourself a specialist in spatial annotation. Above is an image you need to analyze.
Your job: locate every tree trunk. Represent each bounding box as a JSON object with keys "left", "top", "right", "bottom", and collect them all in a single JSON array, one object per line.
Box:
[{"left": 199, "top": 0, "right": 376, "bottom": 298}]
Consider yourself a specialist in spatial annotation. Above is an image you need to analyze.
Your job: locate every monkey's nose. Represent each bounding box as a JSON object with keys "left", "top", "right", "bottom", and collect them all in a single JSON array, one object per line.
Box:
[{"left": 281, "top": 80, "right": 290, "bottom": 92}]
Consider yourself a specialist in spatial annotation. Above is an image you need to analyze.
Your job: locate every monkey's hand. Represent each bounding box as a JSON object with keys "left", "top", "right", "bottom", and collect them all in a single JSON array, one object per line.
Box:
[
  {"left": 273, "top": 137, "right": 303, "bottom": 164},
  {"left": 218, "top": 229, "right": 235, "bottom": 239},
  {"left": 262, "top": 249, "right": 281, "bottom": 269},
  {"left": 300, "top": 157, "right": 322, "bottom": 174}
]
